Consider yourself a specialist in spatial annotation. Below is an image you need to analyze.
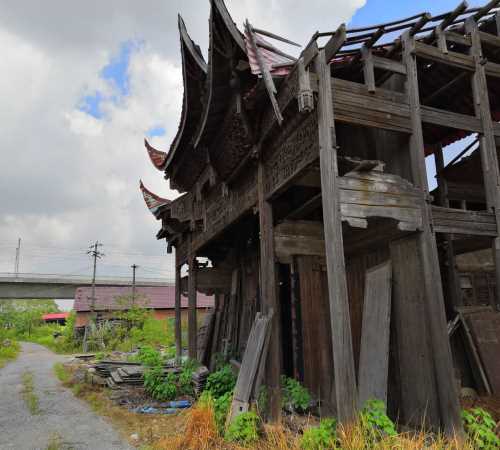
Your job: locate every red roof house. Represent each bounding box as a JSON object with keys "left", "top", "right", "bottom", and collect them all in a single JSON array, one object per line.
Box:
[
  {"left": 73, "top": 286, "right": 214, "bottom": 327},
  {"left": 42, "top": 312, "right": 70, "bottom": 324}
]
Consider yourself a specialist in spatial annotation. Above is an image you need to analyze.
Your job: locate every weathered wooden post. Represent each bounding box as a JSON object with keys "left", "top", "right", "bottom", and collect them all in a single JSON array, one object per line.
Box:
[
  {"left": 257, "top": 160, "right": 282, "bottom": 422},
  {"left": 188, "top": 254, "right": 198, "bottom": 360},
  {"left": 174, "top": 254, "right": 182, "bottom": 362},
  {"left": 315, "top": 46, "right": 358, "bottom": 423},
  {"left": 402, "top": 31, "right": 463, "bottom": 436}
]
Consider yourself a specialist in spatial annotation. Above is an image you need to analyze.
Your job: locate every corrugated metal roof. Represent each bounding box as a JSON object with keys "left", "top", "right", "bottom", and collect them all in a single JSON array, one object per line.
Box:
[
  {"left": 73, "top": 286, "right": 214, "bottom": 312},
  {"left": 42, "top": 313, "right": 69, "bottom": 320}
]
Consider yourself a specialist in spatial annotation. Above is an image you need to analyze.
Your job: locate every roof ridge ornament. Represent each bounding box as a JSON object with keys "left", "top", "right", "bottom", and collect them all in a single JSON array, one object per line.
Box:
[
  {"left": 139, "top": 180, "right": 170, "bottom": 218},
  {"left": 144, "top": 138, "right": 167, "bottom": 171}
]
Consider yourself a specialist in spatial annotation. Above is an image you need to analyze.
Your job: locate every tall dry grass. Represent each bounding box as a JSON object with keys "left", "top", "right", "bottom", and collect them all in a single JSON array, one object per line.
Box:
[{"left": 152, "top": 402, "right": 480, "bottom": 450}]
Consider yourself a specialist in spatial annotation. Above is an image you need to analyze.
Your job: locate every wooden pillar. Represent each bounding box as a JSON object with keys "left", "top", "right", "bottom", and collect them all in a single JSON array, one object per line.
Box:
[
  {"left": 257, "top": 161, "right": 282, "bottom": 422},
  {"left": 188, "top": 254, "right": 197, "bottom": 360},
  {"left": 466, "top": 18, "right": 500, "bottom": 311},
  {"left": 174, "top": 258, "right": 182, "bottom": 362},
  {"left": 434, "top": 145, "right": 462, "bottom": 309},
  {"left": 403, "top": 33, "right": 463, "bottom": 436},
  {"left": 315, "top": 49, "right": 357, "bottom": 423}
]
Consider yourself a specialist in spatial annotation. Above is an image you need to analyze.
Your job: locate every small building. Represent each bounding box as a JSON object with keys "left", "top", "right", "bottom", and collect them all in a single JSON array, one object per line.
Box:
[
  {"left": 73, "top": 286, "right": 214, "bottom": 328},
  {"left": 42, "top": 312, "right": 69, "bottom": 325}
]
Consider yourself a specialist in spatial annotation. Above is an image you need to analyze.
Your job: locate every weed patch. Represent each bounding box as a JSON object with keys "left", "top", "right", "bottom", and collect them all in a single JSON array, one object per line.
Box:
[
  {"left": 21, "top": 371, "right": 40, "bottom": 415},
  {"left": 0, "top": 338, "right": 20, "bottom": 368}
]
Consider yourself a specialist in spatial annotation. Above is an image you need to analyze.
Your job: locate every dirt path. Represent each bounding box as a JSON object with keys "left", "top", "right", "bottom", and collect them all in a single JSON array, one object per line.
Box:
[{"left": 0, "top": 342, "right": 133, "bottom": 450}]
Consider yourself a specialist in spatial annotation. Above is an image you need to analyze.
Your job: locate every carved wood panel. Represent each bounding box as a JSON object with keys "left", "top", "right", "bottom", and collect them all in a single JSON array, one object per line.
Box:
[{"left": 263, "top": 112, "right": 319, "bottom": 198}]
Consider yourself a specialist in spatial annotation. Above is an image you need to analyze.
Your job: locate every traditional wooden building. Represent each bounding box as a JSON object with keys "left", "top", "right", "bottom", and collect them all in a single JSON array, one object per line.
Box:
[{"left": 141, "top": 0, "right": 500, "bottom": 434}]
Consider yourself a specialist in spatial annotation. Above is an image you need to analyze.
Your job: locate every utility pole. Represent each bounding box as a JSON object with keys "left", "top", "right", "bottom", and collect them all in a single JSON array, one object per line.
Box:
[
  {"left": 87, "top": 241, "right": 104, "bottom": 313},
  {"left": 83, "top": 241, "right": 104, "bottom": 352},
  {"left": 14, "top": 238, "right": 21, "bottom": 277},
  {"left": 131, "top": 264, "right": 139, "bottom": 305}
]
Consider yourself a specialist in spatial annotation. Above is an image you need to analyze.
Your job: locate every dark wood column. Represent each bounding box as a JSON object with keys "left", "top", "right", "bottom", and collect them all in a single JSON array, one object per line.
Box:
[
  {"left": 174, "top": 253, "right": 182, "bottom": 362},
  {"left": 257, "top": 161, "right": 282, "bottom": 422},
  {"left": 315, "top": 48, "right": 357, "bottom": 423},
  {"left": 188, "top": 254, "right": 198, "bottom": 360},
  {"left": 402, "top": 32, "right": 463, "bottom": 436}
]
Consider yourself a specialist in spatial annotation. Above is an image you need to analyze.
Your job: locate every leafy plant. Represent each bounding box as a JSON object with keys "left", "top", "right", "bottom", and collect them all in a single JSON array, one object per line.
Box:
[
  {"left": 462, "top": 407, "right": 499, "bottom": 449},
  {"left": 300, "top": 418, "right": 337, "bottom": 450},
  {"left": 360, "top": 399, "right": 397, "bottom": 441},
  {"left": 225, "top": 411, "right": 260, "bottom": 446},
  {"left": 205, "top": 364, "right": 236, "bottom": 398},
  {"left": 136, "top": 346, "right": 163, "bottom": 367},
  {"left": 281, "top": 376, "right": 311, "bottom": 412}
]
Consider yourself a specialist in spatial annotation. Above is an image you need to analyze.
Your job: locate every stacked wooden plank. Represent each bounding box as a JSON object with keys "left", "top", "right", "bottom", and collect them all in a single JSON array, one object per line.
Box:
[{"left": 192, "top": 366, "right": 210, "bottom": 395}]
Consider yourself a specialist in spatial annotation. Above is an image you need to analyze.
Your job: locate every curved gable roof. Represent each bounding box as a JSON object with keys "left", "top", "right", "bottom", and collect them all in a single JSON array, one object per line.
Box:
[{"left": 164, "top": 15, "right": 207, "bottom": 179}]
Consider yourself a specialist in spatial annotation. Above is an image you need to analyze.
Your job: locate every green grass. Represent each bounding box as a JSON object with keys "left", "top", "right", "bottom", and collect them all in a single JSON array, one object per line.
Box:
[
  {"left": 0, "top": 339, "right": 20, "bottom": 368},
  {"left": 21, "top": 371, "right": 40, "bottom": 415},
  {"left": 45, "top": 433, "right": 62, "bottom": 450},
  {"left": 53, "top": 363, "right": 71, "bottom": 384}
]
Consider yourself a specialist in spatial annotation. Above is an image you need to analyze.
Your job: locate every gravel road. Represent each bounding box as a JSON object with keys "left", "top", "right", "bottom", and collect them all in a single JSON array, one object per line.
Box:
[{"left": 0, "top": 342, "right": 133, "bottom": 450}]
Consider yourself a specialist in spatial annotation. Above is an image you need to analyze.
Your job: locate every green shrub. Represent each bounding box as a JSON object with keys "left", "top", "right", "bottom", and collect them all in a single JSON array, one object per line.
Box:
[
  {"left": 360, "top": 399, "right": 397, "bottom": 441},
  {"left": 462, "top": 407, "right": 500, "bottom": 449},
  {"left": 205, "top": 364, "right": 236, "bottom": 398},
  {"left": 300, "top": 418, "right": 337, "bottom": 450},
  {"left": 225, "top": 411, "right": 260, "bottom": 446},
  {"left": 281, "top": 376, "right": 311, "bottom": 412},
  {"left": 0, "top": 338, "right": 20, "bottom": 368},
  {"left": 136, "top": 346, "right": 163, "bottom": 367},
  {"left": 143, "top": 367, "right": 178, "bottom": 401}
]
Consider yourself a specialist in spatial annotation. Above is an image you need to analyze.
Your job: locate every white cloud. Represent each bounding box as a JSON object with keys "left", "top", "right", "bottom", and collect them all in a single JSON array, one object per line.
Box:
[{"left": 0, "top": 0, "right": 365, "bottom": 280}]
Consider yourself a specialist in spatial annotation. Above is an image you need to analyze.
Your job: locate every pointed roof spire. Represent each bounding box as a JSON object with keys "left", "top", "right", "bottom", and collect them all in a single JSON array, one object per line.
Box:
[
  {"left": 144, "top": 139, "right": 167, "bottom": 171},
  {"left": 139, "top": 180, "right": 170, "bottom": 218}
]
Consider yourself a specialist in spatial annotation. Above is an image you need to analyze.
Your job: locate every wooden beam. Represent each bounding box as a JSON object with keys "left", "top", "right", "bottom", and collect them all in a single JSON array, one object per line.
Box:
[
  {"left": 245, "top": 20, "right": 283, "bottom": 125},
  {"left": 252, "top": 27, "right": 301, "bottom": 47},
  {"left": 372, "top": 55, "right": 406, "bottom": 74},
  {"left": 315, "top": 49, "right": 357, "bottom": 422},
  {"left": 187, "top": 254, "right": 198, "bottom": 360},
  {"left": 414, "top": 41, "right": 475, "bottom": 71},
  {"left": 403, "top": 32, "right": 463, "bottom": 436},
  {"left": 324, "top": 24, "right": 347, "bottom": 63},
  {"left": 257, "top": 161, "right": 282, "bottom": 422},
  {"left": 421, "top": 105, "right": 483, "bottom": 133},
  {"left": 361, "top": 46, "right": 375, "bottom": 93},
  {"left": 432, "top": 206, "right": 497, "bottom": 236}
]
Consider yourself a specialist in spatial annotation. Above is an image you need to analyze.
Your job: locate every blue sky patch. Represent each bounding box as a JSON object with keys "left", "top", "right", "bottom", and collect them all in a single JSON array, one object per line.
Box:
[
  {"left": 146, "top": 126, "right": 166, "bottom": 138},
  {"left": 78, "top": 40, "right": 142, "bottom": 119}
]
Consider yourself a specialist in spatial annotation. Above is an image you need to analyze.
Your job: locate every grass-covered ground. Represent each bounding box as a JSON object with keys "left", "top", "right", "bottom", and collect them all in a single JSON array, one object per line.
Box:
[{"left": 0, "top": 337, "right": 20, "bottom": 368}]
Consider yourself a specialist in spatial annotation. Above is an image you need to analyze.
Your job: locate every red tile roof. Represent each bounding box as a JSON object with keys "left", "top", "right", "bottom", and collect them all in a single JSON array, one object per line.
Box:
[
  {"left": 73, "top": 286, "right": 214, "bottom": 312},
  {"left": 42, "top": 313, "right": 70, "bottom": 321}
]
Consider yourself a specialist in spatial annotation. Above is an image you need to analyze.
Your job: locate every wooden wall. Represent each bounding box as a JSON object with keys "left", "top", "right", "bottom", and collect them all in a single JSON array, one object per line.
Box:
[{"left": 295, "top": 255, "right": 336, "bottom": 414}]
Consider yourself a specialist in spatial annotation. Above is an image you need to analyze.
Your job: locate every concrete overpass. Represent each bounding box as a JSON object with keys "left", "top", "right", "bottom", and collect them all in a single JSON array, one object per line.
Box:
[{"left": 0, "top": 273, "right": 172, "bottom": 299}]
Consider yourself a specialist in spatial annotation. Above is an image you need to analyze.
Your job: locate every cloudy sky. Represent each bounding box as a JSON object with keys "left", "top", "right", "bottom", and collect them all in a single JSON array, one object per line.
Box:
[{"left": 0, "top": 0, "right": 483, "bottom": 285}]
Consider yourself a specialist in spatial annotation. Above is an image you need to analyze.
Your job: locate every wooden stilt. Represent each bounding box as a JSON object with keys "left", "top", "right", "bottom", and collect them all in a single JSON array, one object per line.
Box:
[
  {"left": 175, "top": 259, "right": 182, "bottom": 362},
  {"left": 188, "top": 254, "right": 198, "bottom": 360},
  {"left": 403, "top": 32, "right": 463, "bottom": 436},
  {"left": 315, "top": 48, "right": 357, "bottom": 423},
  {"left": 257, "top": 161, "right": 282, "bottom": 422}
]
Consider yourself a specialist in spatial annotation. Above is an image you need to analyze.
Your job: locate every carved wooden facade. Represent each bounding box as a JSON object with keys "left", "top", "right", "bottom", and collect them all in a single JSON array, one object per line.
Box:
[{"left": 141, "top": 0, "right": 500, "bottom": 433}]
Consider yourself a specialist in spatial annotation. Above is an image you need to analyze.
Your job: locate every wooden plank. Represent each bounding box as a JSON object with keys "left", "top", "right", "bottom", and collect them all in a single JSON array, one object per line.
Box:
[
  {"left": 478, "top": 30, "right": 500, "bottom": 47},
  {"left": 444, "top": 31, "right": 471, "bottom": 47},
  {"left": 197, "top": 309, "right": 215, "bottom": 365},
  {"left": 257, "top": 161, "right": 282, "bottom": 421},
  {"left": 274, "top": 220, "right": 325, "bottom": 261},
  {"left": 403, "top": 33, "right": 463, "bottom": 435},
  {"left": 421, "top": 106, "right": 483, "bottom": 133},
  {"left": 315, "top": 49, "right": 357, "bottom": 422},
  {"left": 457, "top": 309, "right": 492, "bottom": 394},
  {"left": 187, "top": 255, "right": 198, "bottom": 360},
  {"left": 390, "top": 236, "right": 440, "bottom": 429},
  {"left": 372, "top": 55, "right": 407, "bottom": 75},
  {"left": 229, "top": 311, "right": 273, "bottom": 421},
  {"left": 324, "top": 24, "right": 347, "bottom": 63},
  {"left": 414, "top": 41, "right": 475, "bottom": 71},
  {"left": 462, "top": 309, "right": 500, "bottom": 394},
  {"left": 484, "top": 60, "right": 500, "bottom": 78},
  {"left": 361, "top": 46, "right": 375, "bottom": 93},
  {"left": 358, "top": 261, "right": 392, "bottom": 408}
]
